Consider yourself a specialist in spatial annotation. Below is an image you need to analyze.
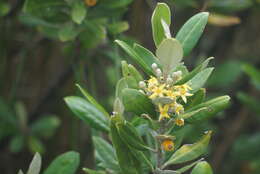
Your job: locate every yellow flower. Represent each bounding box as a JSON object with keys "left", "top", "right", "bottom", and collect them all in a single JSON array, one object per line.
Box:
[
  {"left": 175, "top": 118, "right": 185, "bottom": 126},
  {"left": 165, "top": 89, "right": 177, "bottom": 100},
  {"left": 161, "top": 139, "right": 174, "bottom": 151},
  {"left": 174, "top": 84, "right": 193, "bottom": 103},
  {"left": 158, "top": 104, "right": 170, "bottom": 121},
  {"left": 174, "top": 103, "right": 184, "bottom": 115},
  {"left": 147, "top": 76, "right": 159, "bottom": 91},
  {"left": 149, "top": 84, "right": 166, "bottom": 99}
]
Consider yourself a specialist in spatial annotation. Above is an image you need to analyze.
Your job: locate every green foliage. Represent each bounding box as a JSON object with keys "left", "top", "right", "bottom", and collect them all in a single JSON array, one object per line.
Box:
[
  {"left": 43, "top": 151, "right": 80, "bottom": 174},
  {"left": 176, "top": 12, "right": 209, "bottom": 57},
  {"left": 151, "top": 3, "right": 171, "bottom": 47},
  {"left": 64, "top": 96, "right": 109, "bottom": 132}
]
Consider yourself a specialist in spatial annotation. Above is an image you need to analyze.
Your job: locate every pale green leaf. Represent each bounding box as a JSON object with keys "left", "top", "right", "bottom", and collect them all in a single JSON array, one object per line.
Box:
[
  {"left": 151, "top": 3, "right": 171, "bottom": 47},
  {"left": 27, "top": 152, "right": 42, "bottom": 174},
  {"left": 156, "top": 38, "right": 183, "bottom": 75}
]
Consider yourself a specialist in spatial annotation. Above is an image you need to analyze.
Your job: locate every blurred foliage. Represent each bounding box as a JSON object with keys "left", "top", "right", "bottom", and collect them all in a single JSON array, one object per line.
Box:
[{"left": 0, "top": 0, "right": 260, "bottom": 174}]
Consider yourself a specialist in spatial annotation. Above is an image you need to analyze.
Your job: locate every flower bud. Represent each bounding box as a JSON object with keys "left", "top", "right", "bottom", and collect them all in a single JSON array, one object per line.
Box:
[
  {"left": 166, "top": 76, "right": 173, "bottom": 85},
  {"left": 155, "top": 68, "right": 162, "bottom": 77},
  {"left": 151, "top": 63, "right": 158, "bottom": 70},
  {"left": 172, "top": 71, "right": 182, "bottom": 81},
  {"left": 139, "top": 81, "right": 146, "bottom": 88}
]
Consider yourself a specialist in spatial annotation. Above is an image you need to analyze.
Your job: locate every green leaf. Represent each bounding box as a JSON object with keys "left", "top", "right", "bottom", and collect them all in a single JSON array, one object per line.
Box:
[
  {"left": 10, "top": 135, "right": 24, "bottom": 153},
  {"left": 23, "top": 0, "right": 67, "bottom": 18},
  {"left": 71, "top": 1, "right": 86, "bottom": 24},
  {"left": 18, "top": 170, "right": 24, "bottom": 174},
  {"left": 133, "top": 43, "right": 161, "bottom": 69},
  {"left": 113, "top": 98, "right": 124, "bottom": 115},
  {"left": 188, "top": 68, "right": 214, "bottom": 92},
  {"left": 117, "top": 121, "right": 152, "bottom": 151},
  {"left": 99, "top": 0, "right": 133, "bottom": 9},
  {"left": 209, "top": 0, "right": 252, "bottom": 12},
  {"left": 156, "top": 38, "right": 183, "bottom": 75},
  {"left": 176, "top": 158, "right": 204, "bottom": 173},
  {"left": 64, "top": 96, "right": 109, "bottom": 132},
  {"left": 151, "top": 3, "right": 171, "bottom": 47},
  {"left": 115, "top": 40, "right": 154, "bottom": 75},
  {"left": 129, "top": 148, "right": 154, "bottom": 171},
  {"left": 107, "top": 21, "right": 129, "bottom": 34},
  {"left": 191, "top": 161, "right": 213, "bottom": 174},
  {"left": 93, "top": 136, "right": 120, "bottom": 171},
  {"left": 28, "top": 137, "right": 45, "bottom": 154},
  {"left": 43, "top": 151, "right": 80, "bottom": 174},
  {"left": 58, "top": 24, "right": 79, "bottom": 42},
  {"left": 163, "top": 131, "right": 212, "bottom": 167},
  {"left": 242, "top": 63, "right": 260, "bottom": 89},
  {"left": 31, "top": 116, "right": 60, "bottom": 138},
  {"left": 207, "top": 60, "right": 242, "bottom": 88},
  {"left": 110, "top": 118, "right": 142, "bottom": 174},
  {"left": 27, "top": 152, "right": 42, "bottom": 174},
  {"left": 185, "top": 88, "right": 206, "bottom": 110},
  {"left": 122, "top": 88, "right": 156, "bottom": 118},
  {"left": 76, "top": 84, "right": 110, "bottom": 118},
  {"left": 184, "top": 96, "right": 230, "bottom": 123},
  {"left": 237, "top": 92, "right": 260, "bottom": 115},
  {"left": 82, "top": 168, "right": 105, "bottom": 174},
  {"left": 0, "top": 2, "right": 10, "bottom": 17},
  {"left": 79, "top": 21, "right": 106, "bottom": 49},
  {"left": 176, "top": 12, "right": 209, "bottom": 57},
  {"left": 127, "top": 64, "right": 143, "bottom": 82},
  {"left": 175, "top": 57, "right": 213, "bottom": 85}
]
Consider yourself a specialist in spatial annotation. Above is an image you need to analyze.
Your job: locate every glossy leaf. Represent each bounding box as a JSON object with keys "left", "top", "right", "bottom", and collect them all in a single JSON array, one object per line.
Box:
[
  {"left": 185, "top": 96, "right": 230, "bottom": 123},
  {"left": 71, "top": 1, "right": 86, "bottom": 24},
  {"left": 188, "top": 68, "right": 214, "bottom": 92},
  {"left": 191, "top": 161, "right": 213, "bottom": 174},
  {"left": 151, "top": 3, "right": 171, "bottom": 47},
  {"left": 122, "top": 88, "right": 156, "bottom": 118},
  {"left": 115, "top": 40, "right": 154, "bottom": 75},
  {"left": 64, "top": 96, "right": 109, "bottom": 132},
  {"left": 163, "top": 131, "right": 211, "bottom": 167},
  {"left": 156, "top": 38, "right": 183, "bottom": 75},
  {"left": 176, "top": 12, "right": 209, "bottom": 57},
  {"left": 43, "top": 151, "right": 80, "bottom": 174},
  {"left": 93, "top": 136, "right": 119, "bottom": 171},
  {"left": 27, "top": 152, "right": 42, "bottom": 174},
  {"left": 76, "top": 84, "right": 110, "bottom": 118},
  {"left": 18, "top": 170, "right": 24, "bottom": 174}
]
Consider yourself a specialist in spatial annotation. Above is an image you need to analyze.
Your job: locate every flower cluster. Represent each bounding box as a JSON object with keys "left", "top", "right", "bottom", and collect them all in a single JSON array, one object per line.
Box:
[{"left": 139, "top": 63, "right": 193, "bottom": 125}]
